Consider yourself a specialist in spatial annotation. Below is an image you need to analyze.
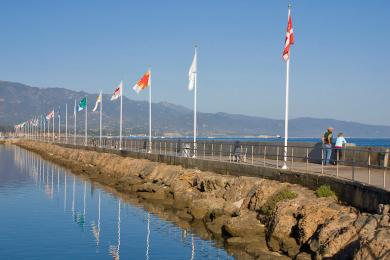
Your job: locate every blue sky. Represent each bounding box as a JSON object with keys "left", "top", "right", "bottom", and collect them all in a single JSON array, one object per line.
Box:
[{"left": 0, "top": 0, "right": 389, "bottom": 125}]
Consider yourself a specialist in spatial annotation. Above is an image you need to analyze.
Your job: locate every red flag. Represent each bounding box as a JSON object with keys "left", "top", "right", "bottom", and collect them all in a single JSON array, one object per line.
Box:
[
  {"left": 133, "top": 70, "right": 151, "bottom": 94},
  {"left": 282, "top": 8, "right": 294, "bottom": 61}
]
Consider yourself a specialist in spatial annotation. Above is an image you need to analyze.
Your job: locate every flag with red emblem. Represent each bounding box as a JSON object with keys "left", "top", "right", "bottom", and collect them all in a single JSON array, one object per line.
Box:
[{"left": 282, "top": 7, "right": 294, "bottom": 61}]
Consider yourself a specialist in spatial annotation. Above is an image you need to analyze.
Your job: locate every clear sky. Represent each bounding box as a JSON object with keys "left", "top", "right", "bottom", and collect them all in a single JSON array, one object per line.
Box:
[{"left": 0, "top": 0, "right": 389, "bottom": 125}]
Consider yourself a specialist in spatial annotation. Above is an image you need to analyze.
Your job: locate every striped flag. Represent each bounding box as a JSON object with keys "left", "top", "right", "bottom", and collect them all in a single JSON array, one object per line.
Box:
[
  {"left": 132, "top": 70, "right": 151, "bottom": 94},
  {"left": 282, "top": 8, "right": 294, "bottom": 61},
  {"left": 111, "top": 81, "right": 122, "bottom": 101}
]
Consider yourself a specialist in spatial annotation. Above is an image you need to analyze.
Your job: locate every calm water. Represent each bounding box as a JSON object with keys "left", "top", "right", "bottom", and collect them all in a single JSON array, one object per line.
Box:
[{"left": 0, "top": 145, "right": 232, "bottom": 259}]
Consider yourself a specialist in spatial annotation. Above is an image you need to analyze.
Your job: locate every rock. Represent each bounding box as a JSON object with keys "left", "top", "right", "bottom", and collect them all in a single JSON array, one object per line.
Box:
[
  {"left": 233, "top": 199, "right": 244, "bottom": 209},
  {"left": 223, "top": 210, "right": 264, "bottom": 238},
  {"left": 295, "top": 252, "right": 312, "bottom": 260},
  {"left": 355, "top": 228, "right": 390, "bottom": 260},
  {"left": 176, "top": 209, "right": 193, "bottom": 222},
  {"left": 226, "top": 236, "right": 265, "bottom": 247},
  {"left": 243, "top": 181, "right": 280, "bottom": 211},
  {"left": 295, "top": 199, "right": 345, "bottom": 245},
  {"left": 223, "top": 202, "right": 240, "bottom": 217},
  {"left": 223, "top": 177, "right": 257, "bottom": 202},
  {"left": 266, "top": 200, "right": 300, "bottom": 257},
  {"left": 189, "top": 197, "right": 225, "bottom": 220},
  {"left": 206, "top": 215, "right": 229, "bottom": 236},
  {"left": 309, "top": 211, "right": 358, "bottom": 258},
  {"left": 353, "top": 214, "right": 378, "bottom": 240},
  {"left": 377, "top": 204, "right": 390, "bottom": 215}
]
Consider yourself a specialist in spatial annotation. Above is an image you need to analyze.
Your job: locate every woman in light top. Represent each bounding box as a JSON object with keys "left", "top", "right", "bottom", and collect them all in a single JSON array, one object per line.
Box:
[{"left": 335, "top": 133, "right": 347, "bottom": 162}]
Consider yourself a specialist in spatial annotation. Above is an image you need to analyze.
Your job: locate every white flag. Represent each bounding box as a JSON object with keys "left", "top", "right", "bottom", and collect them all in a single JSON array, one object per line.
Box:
[
  {"left": 188, "top": 50, "right": 197, "bottom": 91},
  {"left": 111, "top": 81, "right": 122, "bottom": 101},
  {"left": 93, "top": 91, "right": 102, "bottom": 112}
]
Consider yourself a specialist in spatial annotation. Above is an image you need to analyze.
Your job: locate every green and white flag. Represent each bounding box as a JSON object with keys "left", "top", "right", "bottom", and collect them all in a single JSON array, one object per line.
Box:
[{"left": 77, "top": 97, "right": 87, "bottom": 112}]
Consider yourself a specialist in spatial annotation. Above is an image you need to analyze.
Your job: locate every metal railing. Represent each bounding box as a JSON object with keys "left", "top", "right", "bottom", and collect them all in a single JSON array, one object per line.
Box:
[{"left": 20, "top": 133, "right": 390, "bottom": 191}]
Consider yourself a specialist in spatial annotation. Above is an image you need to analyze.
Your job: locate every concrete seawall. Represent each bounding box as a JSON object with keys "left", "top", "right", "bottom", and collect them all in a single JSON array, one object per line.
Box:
[{"left": 59, "top": 143, "right": 390, "bottom": 213}]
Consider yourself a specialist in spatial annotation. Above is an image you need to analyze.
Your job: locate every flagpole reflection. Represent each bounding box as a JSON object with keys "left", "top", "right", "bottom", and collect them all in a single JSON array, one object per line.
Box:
[
  {"left": 109, "top": 199, "right": 121, "bottom": 260},
  {"left": 146, "top": 213, "right": 150, "bottom": 260},
  {"left": 191, "top": 234, "right": 195, "bottom": 260},
  {"left": 64, "top": 173, "right": 67, "bottom": 211},
  {"left": 91, "top": 190, "right": 101, "bottom": 249}
]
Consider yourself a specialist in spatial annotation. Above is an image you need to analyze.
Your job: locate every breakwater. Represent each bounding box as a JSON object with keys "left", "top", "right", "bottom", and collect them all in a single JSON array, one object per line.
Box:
[{"left": 15, "top": 140, "right": 390, "bottom": 259}]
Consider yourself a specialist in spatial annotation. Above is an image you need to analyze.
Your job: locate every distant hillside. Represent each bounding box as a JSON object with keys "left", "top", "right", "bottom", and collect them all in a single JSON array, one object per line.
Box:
[{"left": 1, "top": 80, "right": 390, "bottom": 137}]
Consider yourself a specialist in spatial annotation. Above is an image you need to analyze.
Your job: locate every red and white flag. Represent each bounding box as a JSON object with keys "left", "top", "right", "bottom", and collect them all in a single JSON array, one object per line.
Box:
[
  {"left": 133, "top": 70, "right": 151, "bottom": 94},
  {"left": 282, "top": 8, "right": 294, "bottom": 61},
  {"left": 110, "top": 81, "right": 122, "bottom": 101},
  {"left": 46, "top": 110, "right": 54, "bottom": 120}
]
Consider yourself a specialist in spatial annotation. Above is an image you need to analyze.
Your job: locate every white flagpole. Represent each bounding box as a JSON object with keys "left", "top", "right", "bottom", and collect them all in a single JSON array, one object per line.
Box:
[
  {"left": 193, "top": 47, "right": 198, "bottom": 157},
  {"left": 282, "top": 5, "right": 291, "bottom": 169},
  {"left": 148, "top": 70, "right": 152, "bottom": 153},
  {"left": 74, "top": 99, "right": 77, "bottom": 145},
  {"left": 85, "top": 97, "right": 88, "bottom": 146},
  {"left": 58, "top": 111, "right": 61, "bottom": 143},
  {"left": 52, "top": 109, "right": 55, "bottom": 142},
  {"left": 43, "top": 117, "right": 46, "bottom": 141},
  {"left": 100, "top": 90, "right": 102, "bottom": 148},
  {"left": 120, "top": 83, "right": 123, "bottom": 150},
  {"left": 65, "top": 103, "right": 68, "bottom": 144}
]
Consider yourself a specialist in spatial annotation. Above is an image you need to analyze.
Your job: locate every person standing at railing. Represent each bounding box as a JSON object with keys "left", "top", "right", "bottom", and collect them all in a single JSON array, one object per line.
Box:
[
  {"left": 322, "top": 127, "right": 333, "bottom": 165},
  {"left": 335, "top": 133, "right": 347, "bottom": 163}
]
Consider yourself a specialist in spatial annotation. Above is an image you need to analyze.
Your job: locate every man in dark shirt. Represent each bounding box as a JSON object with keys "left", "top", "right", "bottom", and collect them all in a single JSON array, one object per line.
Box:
[{"left": 323, "top": 127, "right": 333, "bottom": 165}]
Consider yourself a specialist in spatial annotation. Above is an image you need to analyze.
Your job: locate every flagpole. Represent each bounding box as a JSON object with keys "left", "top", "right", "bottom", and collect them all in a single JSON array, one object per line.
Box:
[
  {"left": 66, "top": 103, "right": 68, "bottom": 144},
  {"left": 52, "top": 109, "right": 55, "bottom": 143},
  {"left": 85, "top": 97, "right": 88, "bottom": 146},
  {"left": 120, "top": 84, "right": 123, "bottom": 150},
  {"left": 148, "top": 69, "right": 152, "bottom": 153},
  {"left": 193, "top": 46, "right": 198, "bottom": 158},
  {"left": 100, "top": 90, "right": 102, "bottom": 148},
  {"left": 43, "top": 116, "right": 46, "bottom": 141},
  {"left": 282, "top": 4, "right": 292, "bottom": 170},
  {"left": 58, "top": 111, "right": 61, "bottom": 143},
  {"left": 74, "top": 99, "right": 77, "bottom": 145}
]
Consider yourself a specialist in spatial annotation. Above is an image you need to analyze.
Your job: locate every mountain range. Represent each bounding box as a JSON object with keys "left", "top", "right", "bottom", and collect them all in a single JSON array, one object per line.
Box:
[{"left": 1, "top": 80, "right": 390, "bottom": 137}]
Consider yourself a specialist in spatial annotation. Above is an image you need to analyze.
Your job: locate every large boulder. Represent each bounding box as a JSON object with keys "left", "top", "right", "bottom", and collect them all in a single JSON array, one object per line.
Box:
[{"left": 223, "top": 210, "right": 264, "bottom": 238}]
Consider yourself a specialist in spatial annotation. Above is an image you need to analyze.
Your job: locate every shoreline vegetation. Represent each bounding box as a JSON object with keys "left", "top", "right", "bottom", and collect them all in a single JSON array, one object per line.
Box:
[{"left": 10, "top": 140, "right": 390, "bottom": 259}]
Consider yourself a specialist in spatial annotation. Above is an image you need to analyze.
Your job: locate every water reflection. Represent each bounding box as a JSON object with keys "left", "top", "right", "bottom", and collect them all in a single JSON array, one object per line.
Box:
[{"left": 6, "top": 146, "right": 233, "bottom": 259}]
